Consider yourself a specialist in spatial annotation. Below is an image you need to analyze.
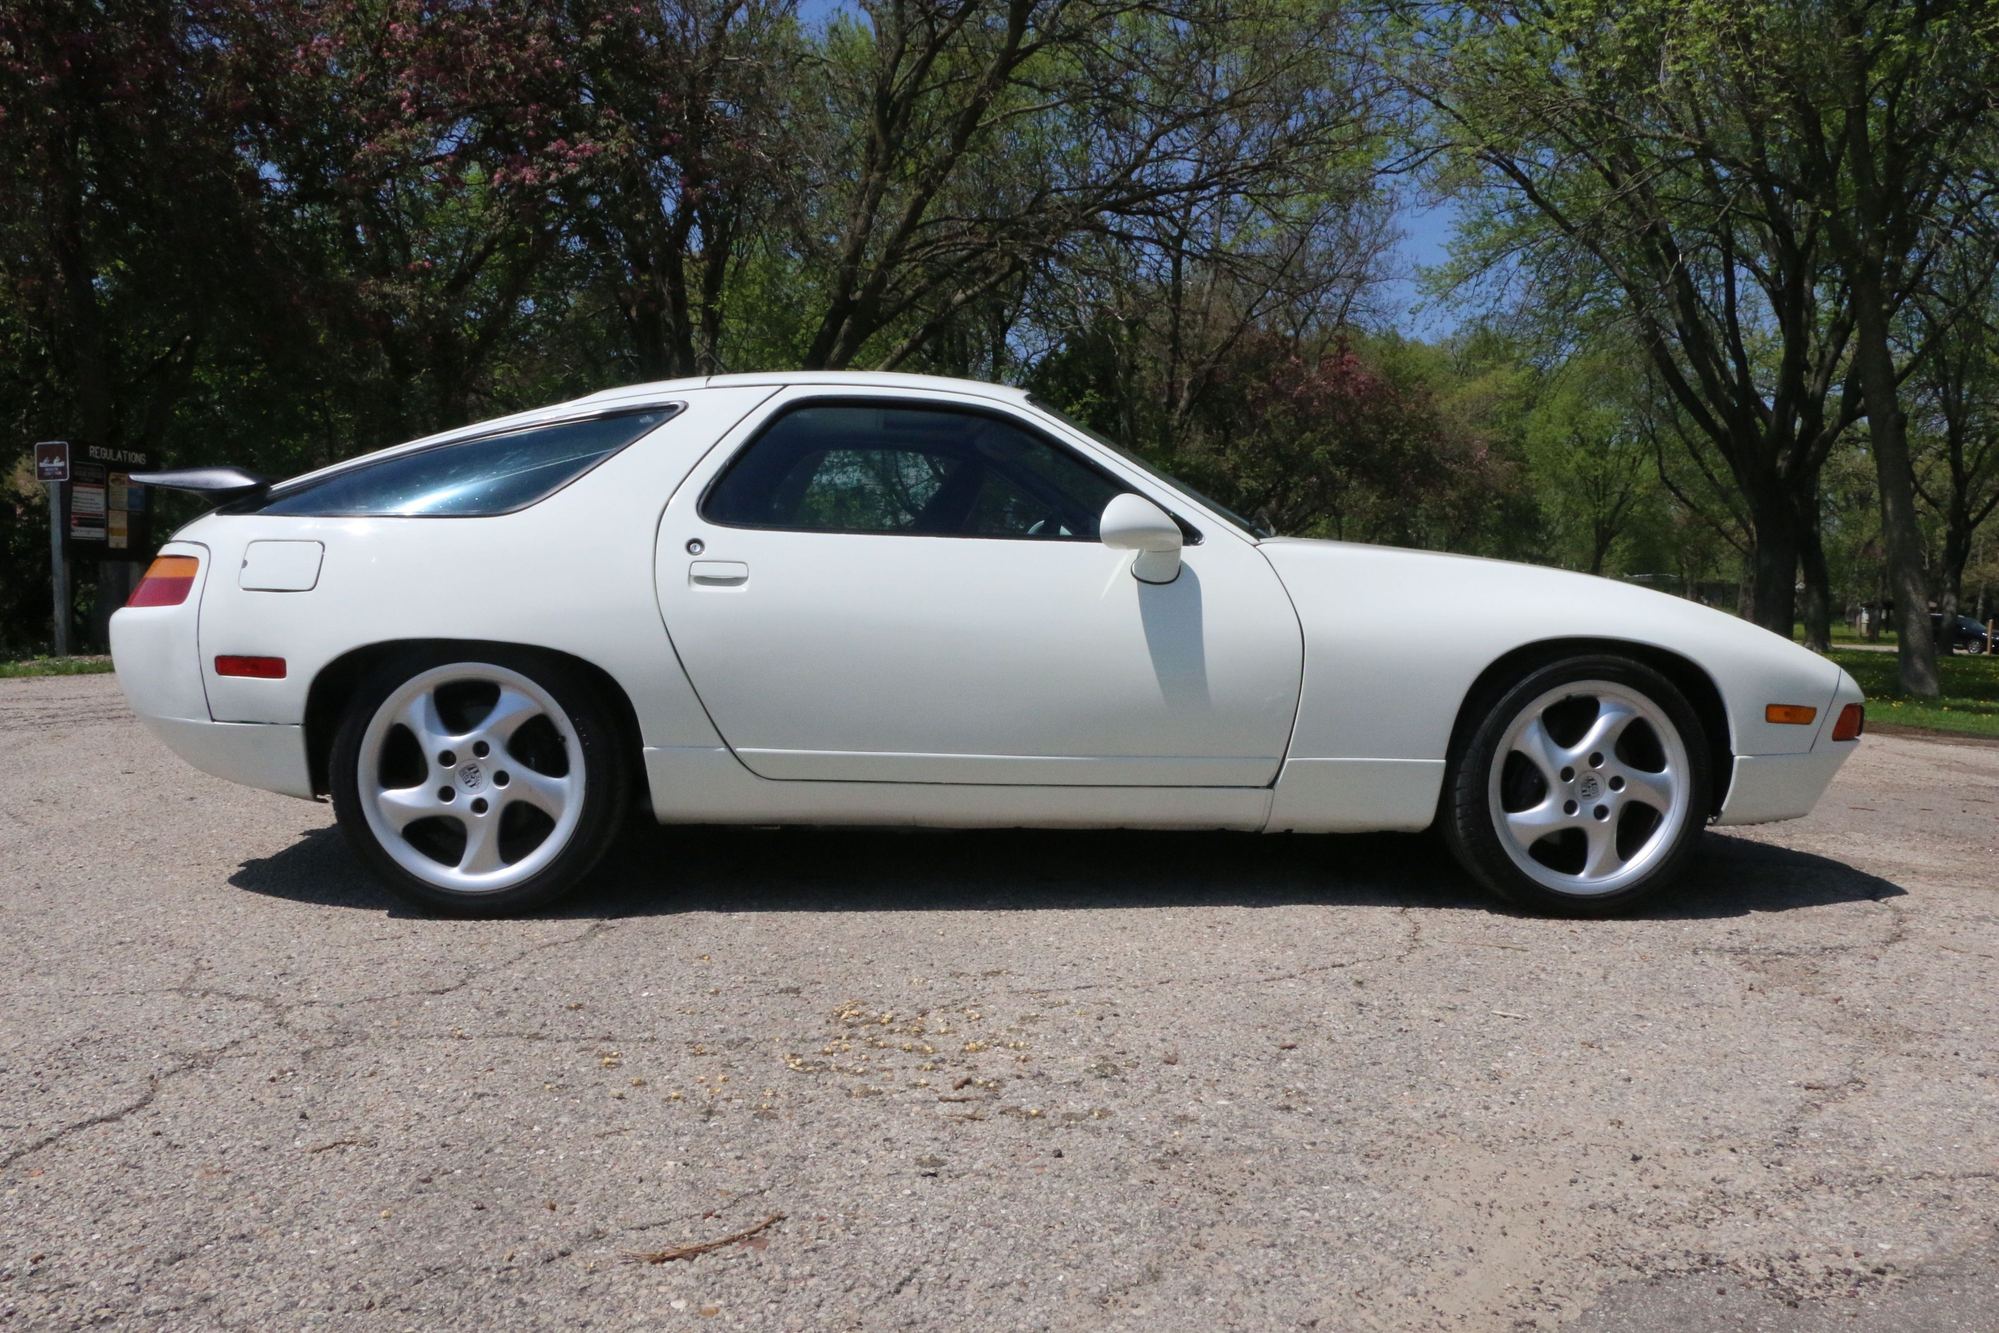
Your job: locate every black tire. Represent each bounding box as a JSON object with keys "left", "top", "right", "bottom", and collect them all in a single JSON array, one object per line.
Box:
[
  {"left": 329, "top": 646, "right": 629, "bottom": 916},
  {"left": 1441, "top": 654, "right": 1712, "bottom": 917}
]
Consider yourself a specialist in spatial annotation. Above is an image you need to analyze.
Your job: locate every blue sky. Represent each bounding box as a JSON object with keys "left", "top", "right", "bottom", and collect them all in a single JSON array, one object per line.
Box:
[{"left": 1381, "top": 197, "right": 1463, "bottom": 340}]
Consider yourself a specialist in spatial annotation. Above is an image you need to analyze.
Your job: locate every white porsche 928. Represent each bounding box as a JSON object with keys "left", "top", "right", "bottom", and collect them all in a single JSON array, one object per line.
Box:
[{"left": 112, "top": 372, "right": 1865, "bottom": 917}]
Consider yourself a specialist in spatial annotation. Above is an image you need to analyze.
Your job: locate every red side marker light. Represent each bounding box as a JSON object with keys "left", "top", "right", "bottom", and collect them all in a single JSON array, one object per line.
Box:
[
  {"left": 128, "top": 555, "right": 199, "bottom": 608},
  {"left": 215, "top": 655, "right": 287, "bottom": 680},
  {"left": 1831, "top": 703, "right": 1864, "bottom": 742}
]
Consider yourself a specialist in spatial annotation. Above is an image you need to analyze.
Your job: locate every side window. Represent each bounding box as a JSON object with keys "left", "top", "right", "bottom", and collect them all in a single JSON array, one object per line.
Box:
[
  {"left": 792, "top": 447, "right": 959, "bottom": 532},
  {"left": 256, "top": 406, "right": 679, "bottom": 517},
  {"left": 703, "top": 403, "right": 1126, "bottom": 539}
]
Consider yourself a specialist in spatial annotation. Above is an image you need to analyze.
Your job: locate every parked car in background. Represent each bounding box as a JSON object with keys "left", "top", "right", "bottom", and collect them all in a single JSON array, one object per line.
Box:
[
  {"left": 110, "top": 372, "right": 1865, "bottom": 919},
  {"left": 1932, "top": 613, "right": 1993, "bottom": 655}
]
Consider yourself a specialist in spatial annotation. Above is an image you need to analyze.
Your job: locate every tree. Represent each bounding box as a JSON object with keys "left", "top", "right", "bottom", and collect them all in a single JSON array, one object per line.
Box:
[
  {"left": 1036, "top": 322, "right": 1508, "bottom": 550},
  {"left": 0, "top": 0, "right": 289, "bottom": 642},
  {"left": 555, "top": 0, "right": 808, "bottom": 379},
  {"left": 1642, "top": 385, "right": 1756, "bottom": 608},
  {"left": 222, "top": 0, "right": 594, "bottom": 445},
  {"left": 789, "top": 0, "right": 1382, "bottom": 370},
  {"left": 1398, "top": 0, "right": 1867, "bottom": 644},
  {"left": 1779, "top": 0, "right": 1999, "bottom": 692},
  {"left": 1524, "top": 350, "right": 1658, "bottom": 576},
  {"left": 1014, "top": 187, "right": 1398, "bottom": 460},
  {"left": 1909, "top": 236, "right": 1999, "bottom": 624},
  {"left": 0, "top": 1, "right": 271, "bottom": 458}
]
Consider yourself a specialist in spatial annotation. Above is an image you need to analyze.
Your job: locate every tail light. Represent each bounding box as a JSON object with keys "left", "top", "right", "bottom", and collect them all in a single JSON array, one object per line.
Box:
[
  {"left": 214, "top": 655, "right": 287, "bottom": 679},
  {"left": 1831, "top": 703, "right": 1864, "bottom": 742},
  {"left": 128, "top": 554, "right": 199, "bottom": 607}
]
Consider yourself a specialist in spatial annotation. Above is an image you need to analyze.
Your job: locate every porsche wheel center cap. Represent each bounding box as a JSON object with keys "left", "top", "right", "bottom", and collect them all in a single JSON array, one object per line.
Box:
[
  {"left": 457, "top": 762, "right": 486, "bottom": 793},
  {"left": 1578, "top": 774, "right": 1601, "bottom": 801}
]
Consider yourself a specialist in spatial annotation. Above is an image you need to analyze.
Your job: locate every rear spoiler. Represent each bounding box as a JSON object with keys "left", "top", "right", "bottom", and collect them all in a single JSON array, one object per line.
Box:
[{"left": 128, "top": 466, "right": 271, "bottom": 503}]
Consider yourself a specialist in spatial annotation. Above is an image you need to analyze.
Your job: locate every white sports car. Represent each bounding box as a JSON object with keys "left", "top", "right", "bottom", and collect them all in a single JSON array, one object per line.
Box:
[{"left": 112, "top": 371, "right": 1864, "bottom": 916}]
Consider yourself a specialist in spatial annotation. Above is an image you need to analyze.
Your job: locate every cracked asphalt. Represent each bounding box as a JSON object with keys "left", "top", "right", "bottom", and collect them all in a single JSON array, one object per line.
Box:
[{"left": 2, "top": 673, "right": 1997, "bottom": 1331}]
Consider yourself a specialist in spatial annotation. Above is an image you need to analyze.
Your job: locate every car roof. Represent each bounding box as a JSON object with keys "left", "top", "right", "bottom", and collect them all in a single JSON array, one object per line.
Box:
[
  {"left": 566, "top": 370, "right": 1030, "bottom": 411},
  {"left": 266, "top": 372, "right": 1033, "bottom": 494}
]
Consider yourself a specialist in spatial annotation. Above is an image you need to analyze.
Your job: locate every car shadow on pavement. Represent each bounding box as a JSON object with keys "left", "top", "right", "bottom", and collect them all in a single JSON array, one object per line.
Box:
[{"left": 230, "top": 823, "right": 1905, "bottom": 921}]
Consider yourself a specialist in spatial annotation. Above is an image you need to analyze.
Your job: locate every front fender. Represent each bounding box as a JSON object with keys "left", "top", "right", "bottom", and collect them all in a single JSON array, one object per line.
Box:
[{"left": 1259, "top": 539, "right": 1845, "bottom": 766}]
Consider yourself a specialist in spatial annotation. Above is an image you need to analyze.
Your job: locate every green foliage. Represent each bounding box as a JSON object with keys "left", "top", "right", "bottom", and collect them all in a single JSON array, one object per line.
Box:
[{"left": 1521, "top": 347, "right": 1663, "bottom": 575}]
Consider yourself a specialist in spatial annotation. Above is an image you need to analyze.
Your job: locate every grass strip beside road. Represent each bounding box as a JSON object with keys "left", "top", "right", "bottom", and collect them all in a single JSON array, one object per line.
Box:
[
  {"left": 1828, "top": 648, "right": 1999, "bottom": 739},
  {"left": 0, "top": 656, "right": 115, "bottom": 679}
]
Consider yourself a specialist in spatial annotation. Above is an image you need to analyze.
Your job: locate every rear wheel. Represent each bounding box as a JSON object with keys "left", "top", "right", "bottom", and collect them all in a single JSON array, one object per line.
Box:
[
  {"left": 1443, "top": 656, "right": 1711, "bottom": 916},
  {"left": 330, "top": 649, "right": 628, "bottom": 915}
]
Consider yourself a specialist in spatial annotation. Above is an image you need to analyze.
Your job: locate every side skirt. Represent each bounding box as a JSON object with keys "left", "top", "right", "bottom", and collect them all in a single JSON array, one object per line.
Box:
[
  {"left": 643, "top": 746, "right": 1271, "bottom": 830},
  {"left": 1265, "top": 757, "right": 1445, "bottom": 833}
]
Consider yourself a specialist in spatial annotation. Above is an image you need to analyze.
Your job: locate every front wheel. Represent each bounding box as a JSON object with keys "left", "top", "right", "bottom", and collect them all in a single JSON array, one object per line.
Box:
[
  {"left": 330, "top": 649, "right": 628, "bottom": 915},
  {"left": 1442, "top": 656, "right": 1711, "bottom": 916}
]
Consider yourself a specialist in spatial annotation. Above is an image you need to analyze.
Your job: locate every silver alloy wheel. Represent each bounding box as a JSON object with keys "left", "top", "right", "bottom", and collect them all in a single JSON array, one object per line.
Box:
[
  {"left": 355, "top": 663, "right": 584, "bottom": 894},
  {"left": 1486, "top": 679, "right": 1692, "bottom": 897}
]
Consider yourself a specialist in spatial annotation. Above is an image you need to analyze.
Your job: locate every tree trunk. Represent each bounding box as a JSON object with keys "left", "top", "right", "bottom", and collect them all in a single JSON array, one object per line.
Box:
[
  {"left": 1587, "top": 519, "right": 1615, "bottom": 576},
  {"left": 1745, "top": 487, "right": 1798, "bottom": 637},
  {"left": 1794, "top": 489, "right": 1832, "bottom": 652},
  {"left": 1938, "top": 513, "right": 1969, "bottom": 624},
  {"left": 1850, "top": 270, "right": 1941, "bottom": 696},
  {"left": 1829, "top": 16, "right": 1941, "bottom": 696},
  {"left": 628, "top": 284, "right": 675, "bottom": 381}
]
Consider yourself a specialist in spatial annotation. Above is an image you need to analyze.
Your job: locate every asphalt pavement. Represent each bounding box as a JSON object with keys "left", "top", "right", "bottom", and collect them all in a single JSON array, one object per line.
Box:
[{"left": 2, "top": 673, "right": 1995, "bottom": 1331}]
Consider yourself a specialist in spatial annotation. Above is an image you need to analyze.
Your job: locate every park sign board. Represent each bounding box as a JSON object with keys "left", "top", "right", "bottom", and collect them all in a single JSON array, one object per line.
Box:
[
  {"left": 35, "top": 440, "right": 69, "bottom": 482},
  {"left": 57, "top": 442, "right": 154, "bottom": 560}
]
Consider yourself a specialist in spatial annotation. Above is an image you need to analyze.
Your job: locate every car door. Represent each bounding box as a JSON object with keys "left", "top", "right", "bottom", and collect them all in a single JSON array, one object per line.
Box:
[{"left": 655, "top": 388, "right": 1303, "bottom": 786}]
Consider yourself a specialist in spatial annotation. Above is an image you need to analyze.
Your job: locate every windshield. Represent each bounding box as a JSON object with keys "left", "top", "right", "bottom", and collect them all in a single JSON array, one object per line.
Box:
[{"left": 1025, "top": 396, "right": 1273, "bottom": 538}]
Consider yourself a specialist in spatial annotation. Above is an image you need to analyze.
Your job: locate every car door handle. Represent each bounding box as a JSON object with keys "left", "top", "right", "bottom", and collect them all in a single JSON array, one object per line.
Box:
[{"left": 688, "top": 560, "right": 750, "bottom": 588}]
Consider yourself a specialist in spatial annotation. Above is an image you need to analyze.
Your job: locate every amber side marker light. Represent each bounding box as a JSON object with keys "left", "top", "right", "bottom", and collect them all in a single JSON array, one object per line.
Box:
[
  {"left": 1831, "top": 703, "right": 1865, "bottom": 741},
  {"left": 215, "top": 655, "right": 287, "bottom": 680},
  {"left": 1764, "top": 704, "right": 1818, "bottom": 726},
  {"left": 127, "top": 555, "right": 199, "bottom": 608}
]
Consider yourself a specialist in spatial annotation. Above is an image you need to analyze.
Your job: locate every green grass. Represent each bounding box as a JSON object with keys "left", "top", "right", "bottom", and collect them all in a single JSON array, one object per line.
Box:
[
  {"left": 0, "top": 655, "right": 115, "bottom": 679},
  {"left": 1827, "top": 647, "right": 1999, "bottom": 738},
  {"left": 1794, "top": 623, "right": 1896, "bottom": 645}
]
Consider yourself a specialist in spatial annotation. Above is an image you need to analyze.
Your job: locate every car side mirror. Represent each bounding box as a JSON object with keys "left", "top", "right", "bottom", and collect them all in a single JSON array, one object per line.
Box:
[{"left": 1100, "top": 493, "right": 1182, "bottom": 584}]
